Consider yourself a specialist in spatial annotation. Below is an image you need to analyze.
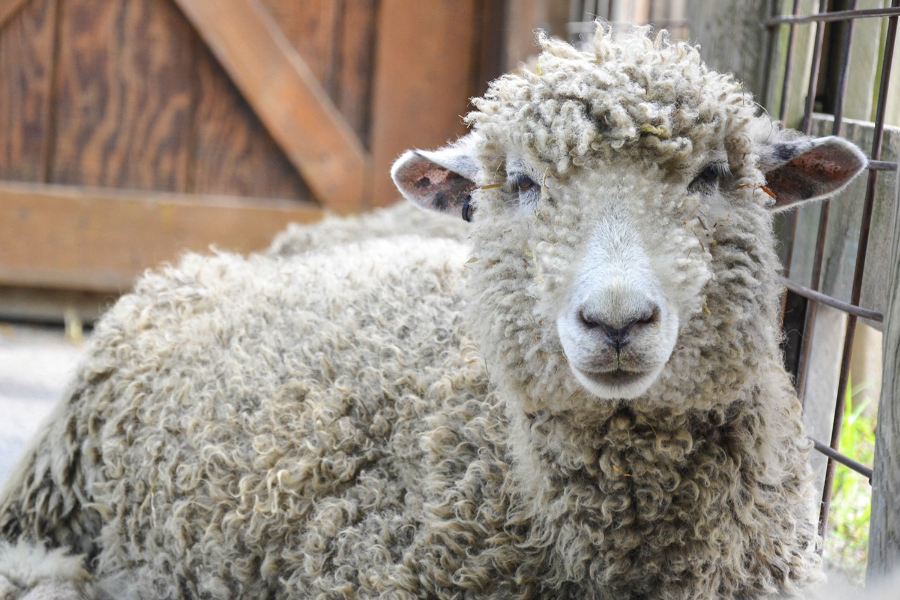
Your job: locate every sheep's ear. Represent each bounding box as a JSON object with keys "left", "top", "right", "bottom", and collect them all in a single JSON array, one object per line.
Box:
[
  {"left": 759, "top": 135, "right": 868, "bottom": 211},
  {"left": 391, "top": 135, "right": 479, "bottom": 221}
]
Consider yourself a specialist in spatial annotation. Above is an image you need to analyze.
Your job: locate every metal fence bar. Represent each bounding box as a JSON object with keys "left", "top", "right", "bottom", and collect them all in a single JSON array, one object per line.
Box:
[
  {"left": 795, "top": 2, "right": 857, "bottom": 405},
  {"left": 778, "top": 276, "right": 884, "bottom": 323},
  {"left": 869, "top": 159, "right": 899, "bottom": 171},
  {"left": 780, "top": 0, "right": 828, "bottom": 323},
  {"left": 800, "top": 0, "right": 829, "bottom": 135},
  {"left": 818, "top": 0, "right": 900, "bottom": 542},
  {"left": 760, "top": 0, "right": 782, "bottom": 110},
  {"left": 779, "top": 0, "right": 803, "bottom": 122},
  {"left": 763, "top": 6, "right": 900, "bottom": 26},
  {"left": 811, "top": 437, "right": 874, "bottom": 482}
]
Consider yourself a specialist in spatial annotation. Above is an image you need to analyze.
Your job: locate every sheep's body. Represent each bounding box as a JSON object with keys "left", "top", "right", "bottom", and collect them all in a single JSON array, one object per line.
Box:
[
  {"left": 0, "top": 237, "right": 814, "bottom": 600},
  {"left": 2, "top": 238, "right": 490, "bottom": 599},
  {"left": 266, "top": 202, "right": 468, "bottom": 258},
  {"left": 0, "top": 25, "right": 872, "bottom": 600}
]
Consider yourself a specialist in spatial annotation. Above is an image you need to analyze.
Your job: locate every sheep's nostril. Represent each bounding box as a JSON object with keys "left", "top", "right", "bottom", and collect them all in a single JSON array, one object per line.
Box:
[
  {"left": 577, "top": 303, "right": 661, "bottom": 348},
  {"left": 579, "top": 309, "right": 599, "bottom": 329},
  {"left": 636, "top": 307, "right": 661, "bottom": 326}
]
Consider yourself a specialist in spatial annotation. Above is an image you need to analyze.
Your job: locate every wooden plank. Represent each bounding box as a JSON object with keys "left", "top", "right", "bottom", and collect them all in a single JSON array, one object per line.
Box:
[
  {"left": 505, "top": 0, "right": 539, "bottom": 72},
  {"left": 190, "top": 40, "right": 313, "bottom": 201},
  {"left": 0, "top": 285, "right": 111, "bottom": 324},
  {"left": 259, "top": 0, "right": 339, "bottom": 94},
  {"left": 0, "top": 181, "right": 322, "bottom": 293},
  {"left": 174, "top": 0, "right": 369, "bottom": 213},
  {"left": 0, "top": 0, "right": 29, "bottom": 30},
  {"left": 369, "top": 0, "right": 479, "bottom": 207},
  {"left": 867, "top": 150, "right": 900, "bottom": 584},
  {"left": 333, "top": 0, "right": 378, "bottom": 145},
  {"left": 49, "top": 0, "right": 195, "bottom": 192},
  {"left": 473, "top": 0, "right": 506, "bottom": 99},
  {"left": 0, "top": 0, "right": 55, "bottom": 182},
  {"left": 687, "top": 0, "right": 772, "bottom": 101}
]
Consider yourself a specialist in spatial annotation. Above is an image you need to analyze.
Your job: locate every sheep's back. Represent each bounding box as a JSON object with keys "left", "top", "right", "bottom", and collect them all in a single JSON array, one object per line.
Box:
[{"left": 19, "top": 236, "right": 501, "bottom": 599}]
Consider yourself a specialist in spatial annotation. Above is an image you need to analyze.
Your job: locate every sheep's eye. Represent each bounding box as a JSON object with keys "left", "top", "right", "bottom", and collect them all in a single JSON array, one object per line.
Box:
[
  {"left": 688, "top": 162, "right": 728, "bottom": 194},
  {"left": 516, "top": 174, "right": 536, "bottom": 192},
  {"left": 506, "top": 173, "right": 541, "bottom": 208}
]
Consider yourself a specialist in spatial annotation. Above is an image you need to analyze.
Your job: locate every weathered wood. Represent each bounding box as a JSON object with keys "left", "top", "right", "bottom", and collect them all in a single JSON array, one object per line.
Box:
[
  {"left": 50, "top": 0, "right": 195, "bottom": 191},
  {"left": 0, "top": 0, "right": 30, "bottom": 30},
  {"left": 260, "top": 0, "right": 339, "bottom": 94},
  {"left": 688, "top": 0, "right": 802, "bottom": 110},
  {"left": 866, "top": 143, "right": 900, "bottom": 584},
  {"left": 0, "top": 0, "right": 56, "bottom": 183},
  {"left": 799, "top": 304, "right": 847, "bottom": 492},
  {"left": 369, "top": 0, "right": 479, "bottom": 207},
  {"left": 174, "top": 0, "right": 370, "bottom": 212},
  {"left": 844, "top": 0, "right": 888, "bottom": 122},
  {"left": 0, "top": 181, "right": 321, "bottom": 293},
  {"left": 190, "top": 41, "right": 312, "bottom": 201}
]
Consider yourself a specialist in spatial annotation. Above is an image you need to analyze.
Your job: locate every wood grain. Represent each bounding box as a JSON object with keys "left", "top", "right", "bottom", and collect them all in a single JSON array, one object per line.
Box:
[
  {"left": 190, "top": 40, "right": 312, "bottom": 201},
  {"left": 866, "top": 159, "right": 900, "bottom": 583},
  {"left": 0, "top": 181, "right": 322, "bottom": 292},
  {"left": 369, "top": 0, "right": 479, "bottom": 207},
  {"left": 0, "top": 0, "right": 30, "bottom": 30},
  {"left": 174, "top": 0, "right": 370, "bottom": 212},
  {"left": 260, "top": 0, "right": 339, "bottom": 94},
  {"left": 49, "top": 0, "right": 195, "bottom": 191},
  {"left": 0, "top": 0, "right": 56, "bottom": 182}
]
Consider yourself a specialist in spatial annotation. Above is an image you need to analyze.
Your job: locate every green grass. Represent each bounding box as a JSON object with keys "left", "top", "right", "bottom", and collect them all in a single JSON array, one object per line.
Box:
[{"left": 823, "top": 374, "right": 878, "bottom": 587}]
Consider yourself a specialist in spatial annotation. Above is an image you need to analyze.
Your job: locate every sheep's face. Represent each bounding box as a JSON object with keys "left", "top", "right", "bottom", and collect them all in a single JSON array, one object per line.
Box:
[
  {"left": 541, "top": 164, "right": 694, "bottom": 400},
  {"left": 392, "top": 27, "right": 866, "bottom": 411}
]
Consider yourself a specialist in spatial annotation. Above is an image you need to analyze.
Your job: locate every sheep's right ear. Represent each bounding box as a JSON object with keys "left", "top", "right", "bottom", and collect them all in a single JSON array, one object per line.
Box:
[
  {"left": 758, "top": 135, "right": 868, "bottom": 211},
  {"left": 391, "top": 135, "right": 479, "bottom": 222}
]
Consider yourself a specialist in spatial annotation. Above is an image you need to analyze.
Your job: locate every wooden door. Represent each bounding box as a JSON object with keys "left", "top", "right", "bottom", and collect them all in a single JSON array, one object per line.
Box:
[{"left": 0, "top": 0, "right": 503, "bottom": 305}]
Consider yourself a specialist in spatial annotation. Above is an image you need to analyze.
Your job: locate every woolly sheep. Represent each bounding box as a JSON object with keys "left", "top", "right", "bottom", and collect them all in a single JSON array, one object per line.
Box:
[{"left": 0, "top": 25, "right": 874, "bottom": 600}]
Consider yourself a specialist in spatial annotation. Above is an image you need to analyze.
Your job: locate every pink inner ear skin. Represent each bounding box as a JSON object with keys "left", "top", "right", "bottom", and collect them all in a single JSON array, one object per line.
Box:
[
  {"left": 393, "top": 152, "right": 475, "bottom": 215},
  {"left": 791, "top": 145, "right": 858, "bottom": 183}
]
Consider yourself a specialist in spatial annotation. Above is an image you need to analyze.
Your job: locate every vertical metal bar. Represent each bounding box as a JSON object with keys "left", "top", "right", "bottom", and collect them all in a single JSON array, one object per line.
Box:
[
  {"left": 819, "top": 0, "right": 899, "bottom": 542},
  {"left": 760, "top": 0, "right": 782, "bottom": 110},
  {"left": 795, "top": 2, "right": 858, "bottom": 406},
  {"left": 780, "top": 0, "right": 829, "bottom": 331},
  {"left": 801, "top": 0, "right": 829, "bottom": 136},
  {"left": 779, "top": 0, "right": 803, "bottom": 122}
]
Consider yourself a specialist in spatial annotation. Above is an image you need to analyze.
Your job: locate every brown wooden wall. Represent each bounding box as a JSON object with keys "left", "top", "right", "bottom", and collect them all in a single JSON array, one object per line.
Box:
[{"left": 0, "top": 0, "right": 511, "bottom": 298}]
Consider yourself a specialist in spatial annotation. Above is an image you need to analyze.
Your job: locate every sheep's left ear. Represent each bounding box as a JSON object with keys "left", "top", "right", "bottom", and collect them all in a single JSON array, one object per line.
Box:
[
  {"left": 758, "top": 135, "right": 868, "bottom": 211},
  {"left": 391, "top": 134, "right": 479, "bottom": 222}
]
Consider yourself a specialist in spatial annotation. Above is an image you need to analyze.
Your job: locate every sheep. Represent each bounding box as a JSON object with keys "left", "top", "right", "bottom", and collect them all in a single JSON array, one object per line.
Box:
[
  {"left": 0, "top": 24, "right": 873, "bottom": 600},
  {"left": 266, "top": 202, "right": 467, "bottom": 259}
]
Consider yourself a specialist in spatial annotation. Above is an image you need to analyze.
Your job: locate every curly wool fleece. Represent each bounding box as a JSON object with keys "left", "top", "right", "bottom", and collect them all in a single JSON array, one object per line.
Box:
[{"left": 0, "top": 25, "right": 867, "bottom": 600}]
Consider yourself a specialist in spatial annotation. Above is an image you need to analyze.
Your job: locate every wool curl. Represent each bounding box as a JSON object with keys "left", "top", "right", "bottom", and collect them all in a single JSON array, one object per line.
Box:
[
  {"left": 469, "top": 25, "right": 760, "bottom": 186},
  {"left": 0, "top": 24, "right": 831, "bottom": 600}
]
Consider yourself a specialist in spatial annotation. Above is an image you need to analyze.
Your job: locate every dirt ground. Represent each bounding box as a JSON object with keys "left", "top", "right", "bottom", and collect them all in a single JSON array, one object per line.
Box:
[{"left": 0, "top": 323, "right": 88, "bottom": 485}]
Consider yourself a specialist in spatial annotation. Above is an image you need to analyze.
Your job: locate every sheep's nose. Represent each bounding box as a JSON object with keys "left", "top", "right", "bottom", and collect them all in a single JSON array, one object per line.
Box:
[{"left": 578, "top": 306, "right": 660, "bottom": 349}]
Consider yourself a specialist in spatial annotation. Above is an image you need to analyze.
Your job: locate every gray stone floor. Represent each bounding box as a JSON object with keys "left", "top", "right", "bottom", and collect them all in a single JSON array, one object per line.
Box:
[{"left": 0, "top": 323, "right": 88, "bottom": 485}]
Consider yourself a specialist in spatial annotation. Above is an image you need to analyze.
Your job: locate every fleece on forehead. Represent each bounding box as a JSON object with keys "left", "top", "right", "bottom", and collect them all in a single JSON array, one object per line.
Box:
[{"left": 467, "top": 26, "right": 757, "bottom": 175}]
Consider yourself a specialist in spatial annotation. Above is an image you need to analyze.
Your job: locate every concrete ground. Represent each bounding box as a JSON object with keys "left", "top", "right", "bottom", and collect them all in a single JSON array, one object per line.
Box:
[{"left": 0, "top": 322, "right": 88, "bottom": 485}]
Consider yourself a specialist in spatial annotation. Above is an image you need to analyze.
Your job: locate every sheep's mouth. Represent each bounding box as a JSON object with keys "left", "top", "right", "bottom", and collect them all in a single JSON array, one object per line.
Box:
[
  {"left": 579, "top": 367, "right": 647, "bottom": 387},
  {"left": 570, "top": 365, "right": 658, "bottom": 399}
]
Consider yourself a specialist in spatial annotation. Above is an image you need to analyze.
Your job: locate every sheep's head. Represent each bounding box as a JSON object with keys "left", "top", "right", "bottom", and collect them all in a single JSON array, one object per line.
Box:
[{"left": 392, "top": 25, "right": 866, "bottom": 414}]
